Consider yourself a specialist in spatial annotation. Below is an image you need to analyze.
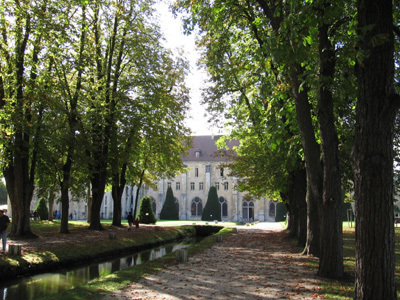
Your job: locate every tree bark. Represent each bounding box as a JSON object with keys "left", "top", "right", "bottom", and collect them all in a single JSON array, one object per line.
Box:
[
  {"left": 290, "top": 168, "right": 307, "bottom": 247},
  {"left": 290, "top": 68, "right": 322, "bottom": 257},
  {"left": 48, "top": 191, "right": 55, "bottom": 222},
  {"left": 352, "top": 0, "right": 398, "bottom": 298},
  {"left": 317, "top": 20, "right": 343, "bottom": 278}
]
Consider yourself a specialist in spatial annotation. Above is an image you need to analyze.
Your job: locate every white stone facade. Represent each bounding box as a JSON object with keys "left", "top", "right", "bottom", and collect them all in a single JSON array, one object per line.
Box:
[{"left": 142, "top": 136, "right": 277, "bottom": 222}]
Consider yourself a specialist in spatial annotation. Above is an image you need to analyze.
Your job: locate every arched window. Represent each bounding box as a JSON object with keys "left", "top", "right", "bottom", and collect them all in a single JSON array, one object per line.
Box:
[
  {"left": 243, "top": 200, "right": 254, "bottom": 221},
  {"left": 191, "top": 197, "right": 203, "bottom": 216},
  {"left": 175, "top": 197, "right": 179, "bottom": 214},
  {"left": 219, "top": 197, "right": 228, "bottom": 217},
  {"left": 269, "top": 202, "right": 276, "bottom": 217}
]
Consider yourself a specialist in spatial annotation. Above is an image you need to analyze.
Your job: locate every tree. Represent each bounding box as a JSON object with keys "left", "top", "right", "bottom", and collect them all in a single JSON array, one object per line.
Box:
[
  {"left": 160, "top": 187, "right": 179, "bottom": 220},
  {"left": 0, "top": 0, "right": 61, "bottom": 237},
  {"left": 137, "top": 196, "right": 156, "bottom": 224},
  {"left": 352, "top": 0, "right": 399, "bottom": 298},
  {"left": 176, "top": 0, "right": 357, "bottom": 278},
  {"left": 108, "top": 25, "right": 190, "bottom": 226},
  {"left": 202, "top": 186, "right": 221, "bottom": 221},
  {"left": 35, "top": 198, "right": 49, "bottom": 221}
]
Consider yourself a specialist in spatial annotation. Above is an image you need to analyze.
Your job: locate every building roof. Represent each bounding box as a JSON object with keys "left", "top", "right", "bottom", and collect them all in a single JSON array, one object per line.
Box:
[{"left": 182, "top": 135, "right": 239, "bottom": 162}]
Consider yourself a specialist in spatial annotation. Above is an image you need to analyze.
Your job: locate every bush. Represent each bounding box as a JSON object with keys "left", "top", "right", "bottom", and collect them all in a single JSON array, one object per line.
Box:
[
  {"left": 160, "top": 187, "right": 179, "bottom": 220},
  {"left": 275, "top": 202, "right": 287, "bottom": 222},
  {"left": 137, "top": 196, "right": 157, "bottom": 224},
  {"left": 202, "top": 186, "right": 221, "bottom": 221},
  {"left": 35, "top": 197, "right": 49, "bottom": 221}
]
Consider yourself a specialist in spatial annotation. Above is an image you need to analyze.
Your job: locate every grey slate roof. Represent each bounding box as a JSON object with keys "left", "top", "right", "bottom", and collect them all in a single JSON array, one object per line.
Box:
[{"left": 182, "top": 135, "right": 239, "bottom": 162}]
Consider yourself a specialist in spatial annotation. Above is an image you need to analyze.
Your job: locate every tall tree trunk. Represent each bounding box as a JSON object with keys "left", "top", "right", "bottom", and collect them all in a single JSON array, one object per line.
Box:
[
  {"left": 290, "top": 68, "right": 322, "bottom": 257},
  {"left": 89, "top": 169, "right": 107, "bottom": 230},
  {"left": 283, "top": 167, "right": 307, "bottom": 248},
  {"left": 133, "top": 170, "right": 146, "bottom": 219},
  {"left": 4, "top": 166, "right": 35, "bottom": 237},
  {"left": 111, "top": 182, "right": 123, "bottom": 227},
  {"left": 47, "top": 191, "right": 55, "bottom": 222},
  {"left": 111, "top": 163, "right": 128, "bottom": 227},
  {"left": 60, "top": 180, "right": 70, "bottom": 234},
  {"left": 317, "top": 20, "right": 343, "bottom": 278},
  {"left": 290, "top": 168, "right": 307, "bottom": 248},
  {"left": 352, "top": 0, "right": 398, "bottom": 298}
]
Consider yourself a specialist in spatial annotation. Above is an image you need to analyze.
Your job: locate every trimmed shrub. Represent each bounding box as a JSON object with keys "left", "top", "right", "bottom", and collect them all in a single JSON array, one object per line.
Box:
[
  {"left": 202, "top": 186, "right": 221, "bottom": 221},
  {"left": 35, "top": 197, "right": 49, "bottom": 221},
  {"left": 160, "top": 187, "right": 179, "bottom": 220},
  {"left": 137, "top": 196, "right": 157, "bottom": 224},
  {"left": 275, "top": 202, "right": 287, "bottom": 222}
]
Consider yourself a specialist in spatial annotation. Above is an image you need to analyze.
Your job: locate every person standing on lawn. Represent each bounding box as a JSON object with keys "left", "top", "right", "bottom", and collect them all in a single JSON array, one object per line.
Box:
[
  {"left": 127, "top": 212, "right": 134, "bottom": 231},
  {"left": 0, "top": 209, "right": 10, "bottom": 252}
]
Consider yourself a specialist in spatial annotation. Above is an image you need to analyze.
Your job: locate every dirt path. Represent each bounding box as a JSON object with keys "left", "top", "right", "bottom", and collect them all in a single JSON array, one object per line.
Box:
[{"left": 99, "top": 223, "right": 324, "bottom": 300}]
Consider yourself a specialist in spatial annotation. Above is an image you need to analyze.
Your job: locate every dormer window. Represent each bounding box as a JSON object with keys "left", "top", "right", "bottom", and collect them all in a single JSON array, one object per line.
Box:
[{"left": 195, "top": 149, "right": 201, "bottom": 158}]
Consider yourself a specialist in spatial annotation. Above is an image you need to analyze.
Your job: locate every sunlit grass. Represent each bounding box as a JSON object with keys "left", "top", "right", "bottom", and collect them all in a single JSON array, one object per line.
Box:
[{"left": 308, "top": 222, "right": 400, "bottom": 299}]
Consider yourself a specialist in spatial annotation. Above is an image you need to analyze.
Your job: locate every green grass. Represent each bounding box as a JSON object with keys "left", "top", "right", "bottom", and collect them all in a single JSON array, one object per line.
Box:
[
  {"left": 0, "top": 220, "right": 196, "bottom": 271},
  {"left": 307, "top": 223, "right": 400, "bottom": 299}
]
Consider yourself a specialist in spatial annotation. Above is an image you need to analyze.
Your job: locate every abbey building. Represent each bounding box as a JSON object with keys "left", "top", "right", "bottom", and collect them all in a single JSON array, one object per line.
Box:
[{"left": 143, "top": 135, "right": 277, "bottom": 222}]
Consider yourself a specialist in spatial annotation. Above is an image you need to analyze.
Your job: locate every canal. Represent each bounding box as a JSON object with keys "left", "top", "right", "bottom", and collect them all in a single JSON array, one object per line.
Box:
[{"left": 0, "top": 239, "right": 194, "bottom": 300}]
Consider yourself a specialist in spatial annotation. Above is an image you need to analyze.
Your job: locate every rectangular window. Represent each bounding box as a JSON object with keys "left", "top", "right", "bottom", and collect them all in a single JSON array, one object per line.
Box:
[
  {"left": 176, "top": 182, "right": 180, "bottom": 190},
  {"left": 195, "top": 167, "right": 199, "bottom": 177},
  {"left": 199, "top": 182, "right": 204, "bottom": 190},
  {"left": 190, "top": 182, "right": 195, "bottom": 190},
  {"left": 220, "top": 168, "right": 224, "bottom": 177},
  {"left": 224, "top": 182, "right": 229, "bottom": 190},
  {"left": 215, "top": 182, "right": 219, "bottom": 190},
  {"left": 206, "top": 164, "right": 211, "bottom": 172},
  {"left": 167, "top": 182, "right": 171, "bottom": 188}
]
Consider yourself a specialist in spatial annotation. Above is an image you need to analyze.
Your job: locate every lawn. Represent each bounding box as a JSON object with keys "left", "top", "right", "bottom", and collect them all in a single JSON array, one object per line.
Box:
[{"left": 309, "top": 223, "right": 400, "bottom": 299}]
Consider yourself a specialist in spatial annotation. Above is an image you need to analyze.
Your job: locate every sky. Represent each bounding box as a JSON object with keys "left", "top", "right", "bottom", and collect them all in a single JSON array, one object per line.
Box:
[{"left": 155, "top": 1, "right": 222, "bottom": 136}]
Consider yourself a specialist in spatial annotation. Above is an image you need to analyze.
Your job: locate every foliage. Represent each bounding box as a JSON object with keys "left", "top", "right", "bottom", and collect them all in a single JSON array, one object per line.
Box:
[
  {"left": 137, "top": 196, "right": 157, "bottom": 224},
  {"left": 160, "top": 187, "right": 179, "bottom": 220},
  {"left": 0, "top": 181, "right": 7, "bottom": 205},
  {"left": 202, "top": 186, "right": 221, "bottom": 221},
  {"left": 35, "top": 198, "right": 49, "bottom": 221}
]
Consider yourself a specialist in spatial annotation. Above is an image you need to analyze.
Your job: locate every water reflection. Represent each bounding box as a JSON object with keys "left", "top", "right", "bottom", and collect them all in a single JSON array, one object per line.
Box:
[{"left": 0, "top": 241, "right": 190, "bottom": 300}]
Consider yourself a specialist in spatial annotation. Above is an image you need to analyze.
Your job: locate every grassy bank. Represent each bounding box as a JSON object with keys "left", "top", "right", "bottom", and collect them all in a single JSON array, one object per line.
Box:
[{"left": 0, "top": 221, "right": 217, "bottom": 281}]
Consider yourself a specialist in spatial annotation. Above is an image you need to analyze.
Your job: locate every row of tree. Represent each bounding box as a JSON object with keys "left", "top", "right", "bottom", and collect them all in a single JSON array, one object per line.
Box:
[
  {"left": 159, "top": 186, "right": 222, "bottom": 221},
  {"left": 0, "top": 0, "right": 191, "bottom": 236},
  {"left": 175, "top": 0, "right": 399, "bottom": 298}
]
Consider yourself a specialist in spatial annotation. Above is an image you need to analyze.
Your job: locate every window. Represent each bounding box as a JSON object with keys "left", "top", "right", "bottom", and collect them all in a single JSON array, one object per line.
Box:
[
  {"left": 206, "top": 164, "right": 211, "bottom": 172},
  {"left": 195, "top": 167, "right": 199, "bottom": 177},
  {"left": 220, "top": 168, "right": 224, "bottom": 176},
  {"left": 215, "top": 182, "right": 219, "bottom": 190},
  {"left": 219, "top": 197, "right": 228, "bottom": 217},
  {"left": 152, "top": 198, "right": 156, "bottom": 215},
  {"left": 243, "top": 200, "right": 254, "bottom": 221},
  {"left": 190, "top": 182, "right": 195, "bottom": 190},
  {"left": 269, "top": 202, "right": 276, "bottom": 217},
  {"left": 176, "top": 182, "right": 180, "bottom": 190},
  {"left": 191, "top": 197, "right": 203, "bottom": 216},
  {"left": 224, "top": 182, "right": 229, "bottom": 190},
  {"left": 167, "top": 182, "right": 171, "bottom": 188},
  {"left": 199, "top": 182, "right": 204, "bottom": 190},
  {"left": 195, "top": 150, "right": 201, "bottom": 158}
]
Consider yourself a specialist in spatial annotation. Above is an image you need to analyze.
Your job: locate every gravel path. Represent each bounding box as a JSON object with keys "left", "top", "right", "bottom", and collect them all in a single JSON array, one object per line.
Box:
[{"left": 99, "top": 223, "right": 324, "bottom": 300}]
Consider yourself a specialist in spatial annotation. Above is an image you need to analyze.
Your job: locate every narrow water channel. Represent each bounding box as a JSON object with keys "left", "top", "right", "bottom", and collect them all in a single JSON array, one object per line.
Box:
[{"left": 0, "top": 239, "right": 194, "bottom": 300}]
